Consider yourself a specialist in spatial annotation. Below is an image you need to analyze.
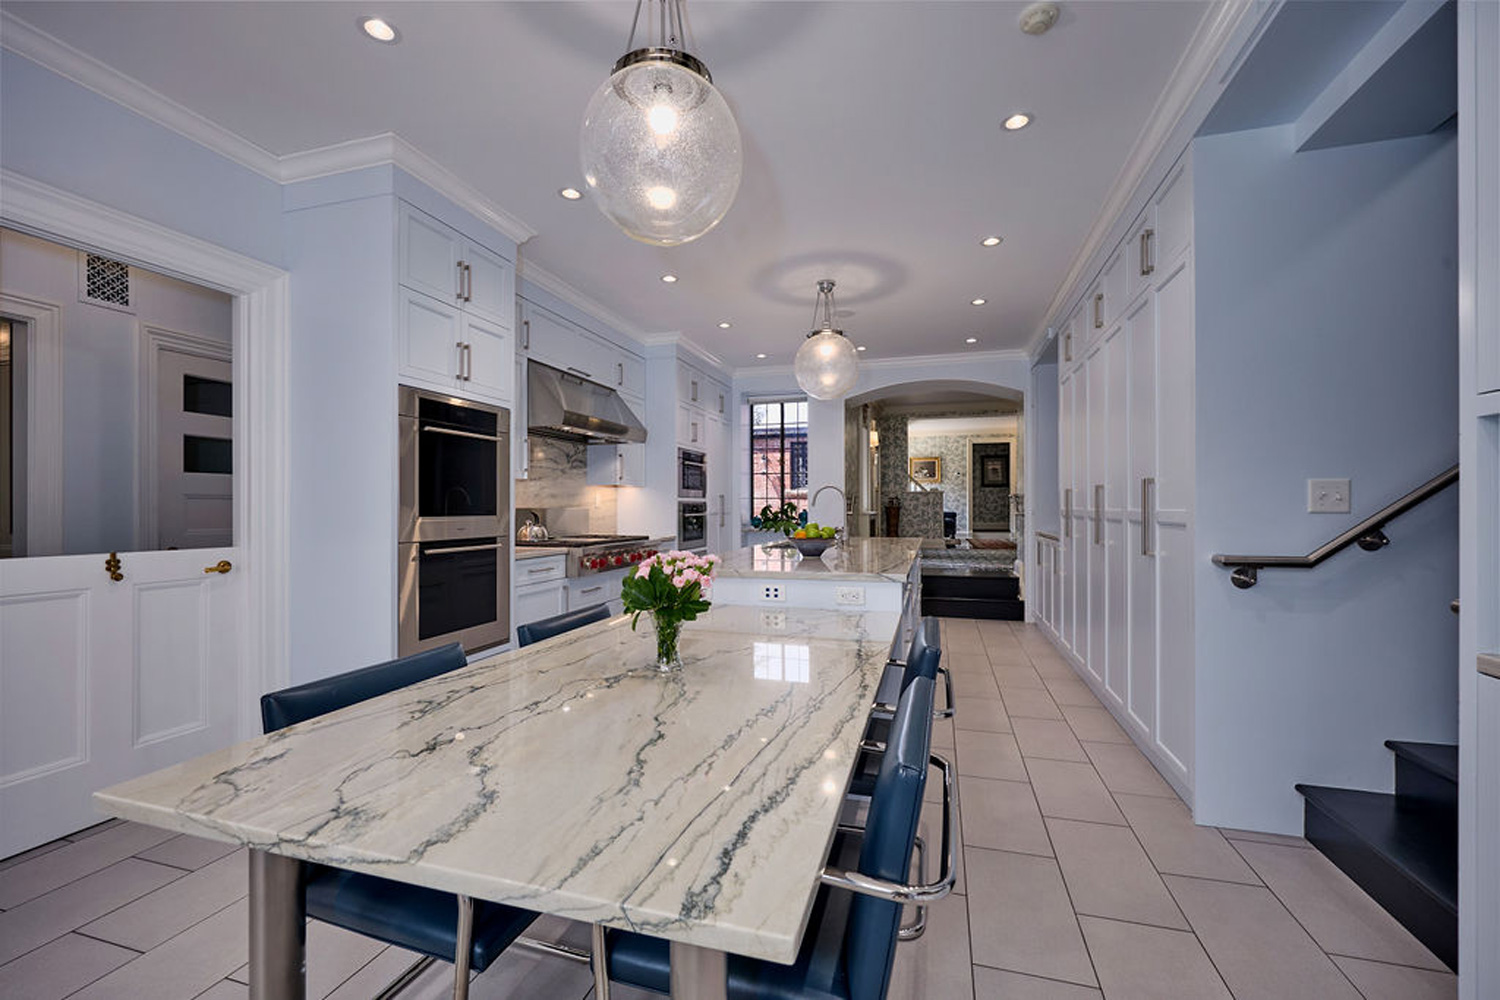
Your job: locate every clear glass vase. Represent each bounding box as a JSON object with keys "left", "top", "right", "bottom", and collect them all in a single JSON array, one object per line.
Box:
[{"left": 652, "top": 613, "right": 684, "bottom": 672}]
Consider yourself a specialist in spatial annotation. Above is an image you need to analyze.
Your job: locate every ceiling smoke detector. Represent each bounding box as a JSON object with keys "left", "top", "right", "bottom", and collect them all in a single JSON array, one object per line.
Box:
[{"left": 1018, "top": 2, "right": 1060, "bottom": 36}]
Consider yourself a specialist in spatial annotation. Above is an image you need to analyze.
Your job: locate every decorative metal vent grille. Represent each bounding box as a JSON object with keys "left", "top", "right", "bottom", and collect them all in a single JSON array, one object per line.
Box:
[{"left": 84, "top": 254, "right": 131, "bottom": 308}]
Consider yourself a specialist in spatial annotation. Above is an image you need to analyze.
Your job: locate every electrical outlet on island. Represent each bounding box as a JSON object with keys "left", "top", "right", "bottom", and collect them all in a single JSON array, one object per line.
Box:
[
  {"left": 761, "top": 584, "right": 785, "bottom": 602},
  {"left": 835, "top": 586, "right": 866, "bottom": 606}
]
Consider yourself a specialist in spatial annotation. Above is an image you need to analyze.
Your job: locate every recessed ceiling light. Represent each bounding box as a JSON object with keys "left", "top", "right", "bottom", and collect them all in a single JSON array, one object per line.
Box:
[
  {"left": 1003, "top": 112, "right": 1032, "bottom": 131},
  {"left": 558, "top": 187, "right": 582, "bottom": 200},
  {"left": 718, "top": 321, "right": 732, "bottom": 329},
  {"left": 981, "top": 236, "right": 1003, "bottom": 247},
  {"left": 660, "top": 274, "right": 678, "bottom": 283},
  {"left": 971, "top": 298, "right": 987, "bottom": 306},
  {"left": 855, "top": 345, "right": 867, "bottom": 352},
  {"left": 966, "top": 337, "right": 978, "bottom": 344},
  {"left": 755, "top": 353, "right": 768, "bottom": 359},
  {"left": 359, "top": 17, "right": 399, "bottom": 43}
]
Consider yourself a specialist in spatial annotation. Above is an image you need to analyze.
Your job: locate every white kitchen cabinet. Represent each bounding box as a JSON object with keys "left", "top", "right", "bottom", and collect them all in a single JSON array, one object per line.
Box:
[
  {"left": 566, "top": 569, "right": 627, "bottom": 617},
  {"left": 677, "top": 403, "right": 703, "bottom": 448},
  {"left": 400, "top": 204, "right": 514, "bottom": 329},
  {"left": 706, "top": 412, "right": 732, "bottom": 552},
  {"left": 397, "top": 203, "right": 515, "bottom": 403},
  {"left": 519, "top": 300, "right": 646, "bottom": 402},
  {"left": 677, "top": 361, "right": 703, "bottom": 409},
  {"left": 399, "top": 287, "right": 463, "bottom": 388},
  {"left": 587, "top": 442, "right": 646, "bottom": 487},
  {"left": 514, "top": 555, "right": 567, "bottom": 636},
  {"left": 1049, "top": 150, "right": 1195, "bottom": 799}
]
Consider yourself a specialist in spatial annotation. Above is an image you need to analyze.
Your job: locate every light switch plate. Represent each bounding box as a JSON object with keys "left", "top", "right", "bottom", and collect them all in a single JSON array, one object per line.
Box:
[{"left": 1308, "top": 478, "right": 1351, "bottom": 514}]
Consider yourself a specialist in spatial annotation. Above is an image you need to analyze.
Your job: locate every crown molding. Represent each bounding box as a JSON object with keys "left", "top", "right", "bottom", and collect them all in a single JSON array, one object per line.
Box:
[
  {"left": 0, "top": 10, "right": 283, "bottom": 180},
  {"left": 280, "top": 133, "right": 536, "bottom": 244},
  {"left": 633, "top": 331, "right": 730, "bottom": 373},
  {"left": 2, "top": 11, "right": 536, "bottom": 245},
  {"left": 1024, "top": 0, "right": 1268, "bottom": 359}
]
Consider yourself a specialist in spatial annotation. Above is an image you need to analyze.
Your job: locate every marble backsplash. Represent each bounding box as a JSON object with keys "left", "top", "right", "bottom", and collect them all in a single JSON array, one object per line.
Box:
[{"left": 514, "top": 436, "right": 617, "bottom": 534}]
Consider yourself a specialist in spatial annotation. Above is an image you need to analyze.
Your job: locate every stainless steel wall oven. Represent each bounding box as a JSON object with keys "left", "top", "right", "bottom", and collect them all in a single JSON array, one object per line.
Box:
[
  {"left": 678, "top": 448, "right": 707, "bottom": 498},
  {"left": 398, "top": 387, "right": 509, "bottom": 656},
  {"left": 678, "top": 500, "right": 708, "bottom": 551}
]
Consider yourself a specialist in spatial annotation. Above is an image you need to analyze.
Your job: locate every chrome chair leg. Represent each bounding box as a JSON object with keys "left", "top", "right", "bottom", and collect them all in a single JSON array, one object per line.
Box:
[
  {"left": 898, "top": 835, "right": 928, "bottom": 941},
  {"left": 591, "top": 923, "right": 611, "bottom": 1000},
  {"left": 453, "top": 895, "right": 474, "bottom": 1000}
]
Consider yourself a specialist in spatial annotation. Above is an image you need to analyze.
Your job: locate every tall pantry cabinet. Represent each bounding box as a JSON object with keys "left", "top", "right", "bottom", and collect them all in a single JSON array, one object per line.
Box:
[{"left": 1052, "top": 153, "right": 1196, "bottom": 799}]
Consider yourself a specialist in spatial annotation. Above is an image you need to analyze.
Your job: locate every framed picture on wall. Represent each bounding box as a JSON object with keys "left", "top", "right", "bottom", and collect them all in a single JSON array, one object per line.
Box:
[
  {"left": 909, "top": 456, "right": 941, "bottom": 483},
  {"left": 980, "top": 455, "right": 1009, "bottom": 488}
]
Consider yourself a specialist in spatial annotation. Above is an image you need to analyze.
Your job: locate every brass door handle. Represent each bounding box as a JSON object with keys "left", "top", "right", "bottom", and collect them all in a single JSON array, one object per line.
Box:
[
  {"left": 105, "top": 552, "right": 123, "bottom": 582},
  {"left": 204, "top": 560, "right": 232, "bottom": 575}
]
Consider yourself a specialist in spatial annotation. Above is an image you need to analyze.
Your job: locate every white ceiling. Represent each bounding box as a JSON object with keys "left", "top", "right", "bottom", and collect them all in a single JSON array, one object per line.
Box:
[{"left": 2, "top": 1, "right": 1212, "bottom": 368}]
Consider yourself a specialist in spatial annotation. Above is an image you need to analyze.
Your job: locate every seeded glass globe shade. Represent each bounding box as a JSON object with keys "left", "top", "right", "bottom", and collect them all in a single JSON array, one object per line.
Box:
[
  {"left": 580, "top": 54, "right": 743, "bottom": 246},
  {"left": 795, "top": 329, "right": 860, "bottom": 400}
]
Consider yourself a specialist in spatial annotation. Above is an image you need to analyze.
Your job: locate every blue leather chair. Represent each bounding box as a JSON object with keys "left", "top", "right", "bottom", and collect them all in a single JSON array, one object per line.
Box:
[
  {"left": 260, "top": 644, "right": 538, "bottom": 1000},
  {"left": 515, "top": 603, "right": 612, "bottom": 647},
  {"left": 597, "top": 676, "right": 956, "bottom": 1000},
  {"left": 850, "top": 619, "right": 952, "bottom": 799}
]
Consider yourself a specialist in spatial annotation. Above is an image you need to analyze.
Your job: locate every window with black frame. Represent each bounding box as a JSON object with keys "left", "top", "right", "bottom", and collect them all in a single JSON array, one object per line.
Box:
[{"left": 750, "top": 398, "right": 809, "bottom": 514}]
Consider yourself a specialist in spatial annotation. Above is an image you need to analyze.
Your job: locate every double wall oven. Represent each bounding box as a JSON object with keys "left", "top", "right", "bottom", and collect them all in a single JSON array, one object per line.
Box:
[{"left": 399, "top": 387, "right": 510, "bottom": 656}]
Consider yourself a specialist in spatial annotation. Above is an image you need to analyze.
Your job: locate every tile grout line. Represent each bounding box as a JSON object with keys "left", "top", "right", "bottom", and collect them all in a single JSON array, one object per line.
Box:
[
  {"left": 58, "top": 894, "right": 248, "bottom": 1000},
  {"left": 0, "top": 837, "right": 189, "bottom": 911}
]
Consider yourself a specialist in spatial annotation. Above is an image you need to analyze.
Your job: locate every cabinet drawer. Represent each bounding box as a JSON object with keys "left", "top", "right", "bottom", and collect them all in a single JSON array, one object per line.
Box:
[
  {"left": 516, "top": 555, "right": 566, "bottom": 585},
  {"left": 514, "top": 581, "right": 565, "bottom": 632}
]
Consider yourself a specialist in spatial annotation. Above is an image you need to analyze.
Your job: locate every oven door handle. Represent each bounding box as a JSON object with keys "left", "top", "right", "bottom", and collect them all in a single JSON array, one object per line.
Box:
[
  {"left": 421, "top": 425, "right": 502, "bottom": 443},
  {"left": 422, "top": 543, "right": 503, "bottom": 556}
]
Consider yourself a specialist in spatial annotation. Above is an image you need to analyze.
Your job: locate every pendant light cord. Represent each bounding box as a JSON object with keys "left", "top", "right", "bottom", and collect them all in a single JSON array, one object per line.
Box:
[{"left": 624, "top": 0, "right": 693, "bottom": 55}]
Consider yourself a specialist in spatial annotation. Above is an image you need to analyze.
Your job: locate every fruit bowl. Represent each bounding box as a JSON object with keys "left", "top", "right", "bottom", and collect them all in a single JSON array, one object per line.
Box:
[{"left": 790, "top": 537, "right": 833, "bottom": 557}]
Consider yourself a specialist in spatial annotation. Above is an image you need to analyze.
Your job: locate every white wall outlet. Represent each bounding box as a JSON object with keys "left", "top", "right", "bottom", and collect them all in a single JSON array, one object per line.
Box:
[
  {"left": 760, "top": 610, "right": 786, "bottom": 630},
  {"left": 1308, "top": 478, "right": 1351, "bottom": 514},
  {"left": 835, "top": 586, "right": 866, "bottom": 606},
  {"left": 761, "top": 584, "right": 785, "bottom": 602}
]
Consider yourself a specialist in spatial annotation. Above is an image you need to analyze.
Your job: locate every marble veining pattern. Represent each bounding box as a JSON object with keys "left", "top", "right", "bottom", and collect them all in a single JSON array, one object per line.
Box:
[
  {"left": 715, "top": 537, "right": 922, "bottom": 583},
  {"left": 95, "top": 612, "right": 896, "bottom": 964}
]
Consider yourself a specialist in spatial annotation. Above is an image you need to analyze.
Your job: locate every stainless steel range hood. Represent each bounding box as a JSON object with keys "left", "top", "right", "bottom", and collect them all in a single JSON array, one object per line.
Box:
[{"left": 527, "top": 360, "right": 648, "bottom": 444}]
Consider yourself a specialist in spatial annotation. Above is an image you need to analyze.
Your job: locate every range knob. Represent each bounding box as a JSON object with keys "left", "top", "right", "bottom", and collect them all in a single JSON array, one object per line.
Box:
[
  {"left": 612, "top": 554, "right": 625, "bottom": 567},
  {"left": 590, "top": 558, "right": 604, "bottom": 569},
  {"left": 629, "top": 552, "right": 642, "bottom": 562}
]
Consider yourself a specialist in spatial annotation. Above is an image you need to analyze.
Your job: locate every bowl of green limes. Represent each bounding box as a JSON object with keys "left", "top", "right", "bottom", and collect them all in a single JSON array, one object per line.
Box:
[{"left": 789, "top": 524, "right": 838, "bottom": 556}]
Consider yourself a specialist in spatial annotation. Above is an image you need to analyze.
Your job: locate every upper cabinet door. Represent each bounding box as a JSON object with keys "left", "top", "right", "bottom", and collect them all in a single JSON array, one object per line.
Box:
[
  {"left": 399, "top": 287, "right": 461, "bottom": 389},
  {"left": 461, "top": 313, "right": 514, "bottom": 405},
  {"left": 617, "top": 352, "right": 646, "bottom": 397},
  {"left": 400, "top": 206, "right": 463, "bottom": 305},
  {"left": 461, "top": 240, "right": 514, "bottom": 330}
]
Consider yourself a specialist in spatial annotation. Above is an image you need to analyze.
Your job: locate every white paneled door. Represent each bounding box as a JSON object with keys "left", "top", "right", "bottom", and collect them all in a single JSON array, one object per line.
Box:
[{"left": 0, "top": 548, "right": 240, "bottom": 855}]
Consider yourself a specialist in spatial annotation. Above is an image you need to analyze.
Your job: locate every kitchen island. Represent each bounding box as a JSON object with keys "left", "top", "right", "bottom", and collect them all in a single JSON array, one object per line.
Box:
[
  {"left": 710, "top": 536, "right": 925, "bottom": 659},
  {"left": 93, "top": 606, "right": 901, "bottom": 999}
]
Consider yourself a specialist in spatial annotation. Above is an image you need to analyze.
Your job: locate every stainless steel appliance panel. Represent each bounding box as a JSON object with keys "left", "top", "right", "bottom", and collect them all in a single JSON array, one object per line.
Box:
[
  {"left": 399, "top": 537, "right": 510, "bottom": 656},
  {"left": 399, "top": 386, "right": 510, "bottom": 542},
  {"left": 678, "top": 500, "right": 708, "bottom": 551}
]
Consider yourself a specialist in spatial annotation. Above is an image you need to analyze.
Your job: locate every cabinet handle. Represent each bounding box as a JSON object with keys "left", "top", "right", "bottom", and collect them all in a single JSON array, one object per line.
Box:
[
  {"left": 691, "top": 421, "right": 699, "bottom": 443},
  {"left": 522, "top": 319, "right": 530, "bottom": 350},
  {"left": 521, "top": 435, "right": 530, "bottom": 477},
  {"left": 464, "top": 262, "right": 474, "bottom": 302},
  {"left": 1093, "top": 484, "right": 1104, "bottom": 545},
  {"left": 1064, "top": 488, "right": 1072, "bottom": 538},
  {"left": 456, "top": 341, "right": 466, "bottom": 380},
  {"left": 526, "top": 566, "right": 553, "bottom": 575},
  {"left": 1141, "top": 477, "right": 1156, "bottom": 556},
  {"left": 456, "top": 261, "right": 465, "bottom": 301},
  {"left": 1093, "top": 292, "right": 1104, "bottom": 329},
  {"left": 566, "top": 366, "right": 593, "bottom": 379},
  {"left": 719, "top": 494, "right": 726, "bottom": 528},
  {"left": 466, "top": 342, "right": 474, "bottom": 380},
  {"left": 617, "top": 361, "right": 624, "bottom": 386},
  {"left": 578, "top": 585, "right": 604, "bottom": 596},
  {"left": 1064, "top": 329, "right": 1072, "bottom": 362},
  {"left": 718, "top": 393, "right": 725, "bottom": 414},
  {"left": 1139, "top": 228, "right": 1155, "bottom": 277},
  {"left": 617, "top": 453, "right": 624, "bottom": 482},
  {"left": 691, "top": 379, "right": 698, "bottom": 402}
]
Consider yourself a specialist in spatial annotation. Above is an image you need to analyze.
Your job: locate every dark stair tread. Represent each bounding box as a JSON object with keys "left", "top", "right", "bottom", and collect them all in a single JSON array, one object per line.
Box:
[
  {"left": 1295, "top": 784, "right": 1457, "bottom": 911},
  {"left": 1384, "top": 741, "right": 1458, "bottom": 783},
  {"left": 922, "top": 595, "right": 1025, "bottom": 621}
]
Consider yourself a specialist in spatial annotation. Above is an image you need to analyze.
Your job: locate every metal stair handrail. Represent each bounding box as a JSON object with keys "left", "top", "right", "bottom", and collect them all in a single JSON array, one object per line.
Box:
[{"left": 1212, "top": 464, "right": 1458, "bottom": 589}]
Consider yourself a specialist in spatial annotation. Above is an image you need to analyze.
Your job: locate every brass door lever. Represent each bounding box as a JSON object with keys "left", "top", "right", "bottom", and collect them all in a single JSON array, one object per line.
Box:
[
  {"left": 204, "top": 560, "right": 232, "bottom": 575},
  {"left": 105, "top": 552, "right": 123, "bottom": 581}
]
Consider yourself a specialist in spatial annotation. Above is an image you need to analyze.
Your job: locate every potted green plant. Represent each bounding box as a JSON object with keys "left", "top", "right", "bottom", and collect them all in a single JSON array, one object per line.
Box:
[{"left": 752, "top": 501, "right": 803, "bottom": 536}]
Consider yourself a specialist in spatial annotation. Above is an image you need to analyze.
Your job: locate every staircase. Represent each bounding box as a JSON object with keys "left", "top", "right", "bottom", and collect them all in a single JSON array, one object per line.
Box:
[
  {"left": 1295, "top": 740, "right": 1458, "bottom": 970},
  {"left": 920, "top": 570, "right": 1024, "bottom": 620}
]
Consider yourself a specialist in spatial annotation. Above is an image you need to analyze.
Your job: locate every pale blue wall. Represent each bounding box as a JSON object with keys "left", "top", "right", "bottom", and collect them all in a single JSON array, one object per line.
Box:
[
  {"left": 0, "top": 51, "right": 284, "bottom": 266},
  {"left": 1192, "top": 124, "right": 1459, "bottom": 832}
]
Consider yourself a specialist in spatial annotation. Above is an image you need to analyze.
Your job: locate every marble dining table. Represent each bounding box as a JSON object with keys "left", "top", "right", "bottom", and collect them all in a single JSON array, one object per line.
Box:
[{"left": 94, "top": 605, "right": 901, "bottom": 999}]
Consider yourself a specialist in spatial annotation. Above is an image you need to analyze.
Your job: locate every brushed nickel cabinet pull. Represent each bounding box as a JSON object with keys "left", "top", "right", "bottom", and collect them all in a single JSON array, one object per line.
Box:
[
  {"left": 522, "top": 319, "right": 530, "bottom": 350},
  {"left": 1064, "top": 329, "right": 1072, "bottom": 362},
  {"left": 618, "top": 362, "right": 624, "bottom": 386},
  {"left": 1064, "top": 488, "right": 1073, "bottom": 538},
  {"left": 1140, "top": 229, "right": 1155, "bottom": 276},
  {"left": 1141, "top": 477, "right": 1155, "bottom": 556},
  {"left": 1093, "top": 292, "right": 1104, "bottom": 329},
  {"left": 456, "top": 261, "right": 465, "bottom": 301},
  {"left": 691, "top": 379, "right": 699, "bottom": 402},
  {"left": 1094, "top": 484, "right": 1104, "bottom": 545}
]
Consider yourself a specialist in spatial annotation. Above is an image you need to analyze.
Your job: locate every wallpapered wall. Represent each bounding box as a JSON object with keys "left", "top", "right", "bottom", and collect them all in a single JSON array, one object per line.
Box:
[
  {"left": 906, "top": 431, "right": 1015, "bottom": 534},
  {"left": 876, "top": 412, "right": 910, "bottom": 518}
]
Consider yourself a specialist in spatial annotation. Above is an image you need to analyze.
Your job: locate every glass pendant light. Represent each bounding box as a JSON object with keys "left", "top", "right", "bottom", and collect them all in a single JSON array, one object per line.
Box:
[
  {"left": 795, "top": 279, "right": 860, "bottom": 400},
  {"left": 580, "top": 0, "right": 742, "bottom": 246}
]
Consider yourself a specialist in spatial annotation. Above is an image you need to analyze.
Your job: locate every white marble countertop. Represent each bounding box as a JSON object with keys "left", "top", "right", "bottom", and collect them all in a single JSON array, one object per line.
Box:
[
  {"left": 714, "top": 536, "right": 922, "bottom": 584},
  {"left": 95, "top": 608, "right": 895, "bottom": 964}
]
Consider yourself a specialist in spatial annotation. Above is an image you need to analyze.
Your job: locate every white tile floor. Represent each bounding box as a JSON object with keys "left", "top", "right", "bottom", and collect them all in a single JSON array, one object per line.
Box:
[{"left": 0, "top": 620, "right": 1458, "bottom": 999}]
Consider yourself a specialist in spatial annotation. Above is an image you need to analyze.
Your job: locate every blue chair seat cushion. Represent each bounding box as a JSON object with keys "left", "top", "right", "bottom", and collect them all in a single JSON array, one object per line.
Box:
[{"left": 305, "top": 865, "right": 536, "bottom": 973}]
